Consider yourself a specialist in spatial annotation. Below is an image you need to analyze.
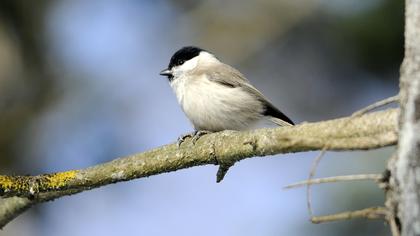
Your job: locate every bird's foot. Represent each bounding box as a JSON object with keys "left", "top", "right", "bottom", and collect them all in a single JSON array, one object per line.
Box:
[
  {"left": 177, "top": 130, "right": 212, "bottom": 147},
  {"left": 177, "top": 132, "right": 194, "bottom": 147},
  {"left": 191, "top": 130, "right": 212, "bottom": 144}
]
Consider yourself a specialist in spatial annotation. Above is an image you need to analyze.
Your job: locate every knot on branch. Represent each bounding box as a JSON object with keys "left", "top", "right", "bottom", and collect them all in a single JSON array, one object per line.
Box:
[{"left": 213, "top": 132, "right": 259, "bottom": 182}]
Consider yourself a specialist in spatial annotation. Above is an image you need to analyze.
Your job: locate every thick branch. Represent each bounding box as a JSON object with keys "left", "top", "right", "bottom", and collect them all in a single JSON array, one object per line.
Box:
[
  {"left": 0, "top": 188, "right": 81, "bottom": 228},
  {"left": 0, "top": 108, "right": 398, "bottom": 228},
  {"left": 0, "top": 197, "right": 32, "bottom": 227},
  {"left": 0, "top": 109, "right": 398, "bottom": 198},
  {"left": 391, "top": 0, "right": 420, "bottom": 235}
]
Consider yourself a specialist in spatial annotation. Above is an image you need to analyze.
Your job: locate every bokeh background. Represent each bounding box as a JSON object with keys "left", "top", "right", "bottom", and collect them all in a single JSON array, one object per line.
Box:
[{"left": 0, "top": 0, "right": 402, "bottom": 235}]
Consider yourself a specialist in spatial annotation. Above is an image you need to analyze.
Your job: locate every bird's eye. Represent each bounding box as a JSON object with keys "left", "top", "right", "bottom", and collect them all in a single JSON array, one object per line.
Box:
[{"left": 178, "top": 60, "right": 185, "bottom": 65}]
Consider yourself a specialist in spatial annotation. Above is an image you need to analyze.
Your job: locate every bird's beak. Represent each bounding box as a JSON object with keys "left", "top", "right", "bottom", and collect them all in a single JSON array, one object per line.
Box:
[{"left": 159, "top": 68, "right": 172, "bottom": 77}]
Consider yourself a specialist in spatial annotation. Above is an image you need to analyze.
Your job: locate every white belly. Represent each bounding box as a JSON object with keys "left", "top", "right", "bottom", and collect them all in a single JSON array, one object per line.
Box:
[{"left": 171, "top": 75, "right": 264, "bottom": 131}]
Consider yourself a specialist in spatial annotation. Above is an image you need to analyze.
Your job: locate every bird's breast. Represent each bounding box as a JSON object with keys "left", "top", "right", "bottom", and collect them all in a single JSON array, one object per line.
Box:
[{"left": 170, "top": 75, "right": 264, "bottom": 131}]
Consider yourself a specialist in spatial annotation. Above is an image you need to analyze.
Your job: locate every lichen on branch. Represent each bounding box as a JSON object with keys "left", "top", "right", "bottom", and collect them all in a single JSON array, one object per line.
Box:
[
  {"left": 0, "top": 171, "right": 78, "bottom": 197},
  {"left": 0, "top": 108, "right": 398, "bottom": 199},
  {"left": 0, "top": 108, "right": 398, "bottom": 228}
]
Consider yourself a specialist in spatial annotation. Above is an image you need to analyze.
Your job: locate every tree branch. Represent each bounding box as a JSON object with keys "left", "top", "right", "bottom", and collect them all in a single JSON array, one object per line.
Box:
[
  {"left": 0, "top": 197, "right": 32, "bottom": 228},
  {"left": 284, "top": 174, "right": 383, "bottom": 189},
  {"left": 352, "top": 95, "right": 399, "bottom": 117},
  {"left": 390, "top": 0, "right": 420, "bottom": 235},
  {"left": 0, "top": 108, "right": 398, "bottom": 228},
  {"left": 310, "top": 207, "right": 388, "bottom": 224},
  {"left": 0, "top": 189, "right": 82, "bottom": 228}
]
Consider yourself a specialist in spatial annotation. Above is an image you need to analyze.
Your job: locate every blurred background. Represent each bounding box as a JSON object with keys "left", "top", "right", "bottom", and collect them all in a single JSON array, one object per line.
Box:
[{"left": 0, "top": 0, "right": 402, "bottom": 235}]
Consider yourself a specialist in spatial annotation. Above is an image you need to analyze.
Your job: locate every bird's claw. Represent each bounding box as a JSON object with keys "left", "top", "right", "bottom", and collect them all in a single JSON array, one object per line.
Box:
[
  {"left": 177, "top": 133, "right": 193, "bottom": 147},
  {"left": 191, "top": 130, "right": 211, "bottom": 144},
  {"left": 177, "top": 130, "right": 212, "bottom": 147}
]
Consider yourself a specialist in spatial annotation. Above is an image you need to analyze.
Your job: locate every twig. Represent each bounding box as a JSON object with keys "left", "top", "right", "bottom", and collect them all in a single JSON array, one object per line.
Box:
[
  {"left": 311, "top": 207, "right": 388, "bottom": 224},
  {"left": 307, "top": 148, "right": 326, "bottom": 218},
  {"left": 352, "top": 95, "right": 399, "bottom": 117},
  {"left": 216, "top": 163, "right": 234, "bottom": 183},
  {"left": 388, "top": 213, "right": 401, "bottom": 236},
  {"left": 284, "top": 174, "right": 383, "bottom": 189}
]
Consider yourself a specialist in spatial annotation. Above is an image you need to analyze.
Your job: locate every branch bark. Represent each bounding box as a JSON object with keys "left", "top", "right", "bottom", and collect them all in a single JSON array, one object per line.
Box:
[
  {"left": 0, "top": 108, "right": 398, "bottom": 228},
  {"left": 390, "top": 0, "right": 420, "bottom": 235}
]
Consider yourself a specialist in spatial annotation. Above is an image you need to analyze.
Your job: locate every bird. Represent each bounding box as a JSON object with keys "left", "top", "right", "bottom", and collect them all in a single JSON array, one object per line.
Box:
[{"left": 160, "top": 46, "right": 294, "bottom": 146}]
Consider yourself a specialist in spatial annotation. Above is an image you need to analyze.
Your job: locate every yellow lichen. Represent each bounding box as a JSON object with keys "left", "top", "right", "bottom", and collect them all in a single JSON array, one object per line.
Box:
[
  {"left": 45, "top": 171, "right": 78, "bottom": 189},
  {"left": 0, "top": 175, "right": 32, "bottom": 193},
  {"left": 0, "top": 176, "right": 15, "bottom": 190}
]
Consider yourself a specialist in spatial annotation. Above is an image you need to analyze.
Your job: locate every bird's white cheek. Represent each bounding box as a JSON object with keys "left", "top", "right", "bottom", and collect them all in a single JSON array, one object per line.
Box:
[
  {"left": 172, "top": 57, "right": 199, "bottom": 77},
  {"left": 181, "top": 57, "right": 198, "bottom": 71}
]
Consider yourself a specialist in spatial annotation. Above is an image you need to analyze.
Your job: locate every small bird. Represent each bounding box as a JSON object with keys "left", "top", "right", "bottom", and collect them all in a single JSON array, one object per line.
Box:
[{"left": 160, "top": 46, "right": 294, "bottom": 145}]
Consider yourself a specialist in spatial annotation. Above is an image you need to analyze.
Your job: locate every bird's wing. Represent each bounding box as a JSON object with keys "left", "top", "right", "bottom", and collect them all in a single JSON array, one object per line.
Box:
[
  {"left": 205, "top": 64, "right": 249, "bottom": 87},
  {"left": 206, "top": 64, "right": 294, "bottom": 126}
]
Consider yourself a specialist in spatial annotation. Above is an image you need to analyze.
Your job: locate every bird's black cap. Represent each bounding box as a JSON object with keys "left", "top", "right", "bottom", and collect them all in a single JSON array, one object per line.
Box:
[{"left": 167, "top": 46, "right": 204, "bottom": 69}]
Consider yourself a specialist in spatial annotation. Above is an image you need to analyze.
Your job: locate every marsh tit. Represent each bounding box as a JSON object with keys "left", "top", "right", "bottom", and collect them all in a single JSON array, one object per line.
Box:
[{"left": 160, "top": 46, "right": 294, "bottom": 145}]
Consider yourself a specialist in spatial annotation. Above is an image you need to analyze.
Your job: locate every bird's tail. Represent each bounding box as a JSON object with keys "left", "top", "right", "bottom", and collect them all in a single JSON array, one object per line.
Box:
[{"left": 268, "top": 116, "right": 294, "bottom": 127}]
